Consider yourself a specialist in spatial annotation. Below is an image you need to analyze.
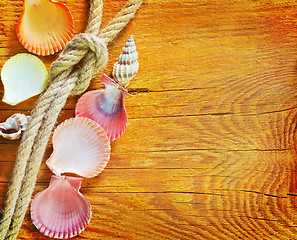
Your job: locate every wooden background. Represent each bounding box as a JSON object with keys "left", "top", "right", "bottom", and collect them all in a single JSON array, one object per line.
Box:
[{"left": 1, "top": 0, "right": 297, "bottom": 239}]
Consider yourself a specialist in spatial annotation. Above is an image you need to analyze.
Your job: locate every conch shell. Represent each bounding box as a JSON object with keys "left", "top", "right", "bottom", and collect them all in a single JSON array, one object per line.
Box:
[
  {"left": 0, "top": 113, "right": 31, "bottom": 140},
  {"left": 112, "top": 35, "right": 139, "bottom": 88}
]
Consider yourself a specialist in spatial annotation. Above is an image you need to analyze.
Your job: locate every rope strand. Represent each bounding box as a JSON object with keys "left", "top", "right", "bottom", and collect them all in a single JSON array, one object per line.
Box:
[
  {"left": 99, "top": 0, "right": 143, "bottom": 43},
  {"left": 86, "top": 0, "right": 103, "bottom": 35},
  {"left": 0, "top": 0, "right": 142, "bottom": 239}
]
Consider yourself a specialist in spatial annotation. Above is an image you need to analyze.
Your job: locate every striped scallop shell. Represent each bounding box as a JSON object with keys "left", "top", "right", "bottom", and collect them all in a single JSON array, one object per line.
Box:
[
  {"left": 46, "top": 117, "right": 111, "bottom": 178},
  {"left": 0, "top": 113, "right": 31, "bottom": 140},
  {"left": 112, "top": 35, "right": 139, "bottom": 88},
  {"left": 1, "top": 53, "right": 49, "bottom": 105},
  {"left": 31, "top": 175, "right": 91, "bottom": 239},
  {"left": 75, "top": 74, "right": 128, "bottom": 142},
  {"left": 16, "top": 0, "right": 74, "bottom": 56}
]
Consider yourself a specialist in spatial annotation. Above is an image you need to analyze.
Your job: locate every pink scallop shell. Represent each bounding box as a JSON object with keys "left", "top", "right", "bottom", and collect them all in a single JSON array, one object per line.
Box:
[
  {"left": 46, "top": 117, "right": 111, "bottom": 178},
  {"left": 31, "top": 175, "right": 91, "bottom": 239},
  {"left": 75, "top": 74, "right": 128, "bottom": 142}
]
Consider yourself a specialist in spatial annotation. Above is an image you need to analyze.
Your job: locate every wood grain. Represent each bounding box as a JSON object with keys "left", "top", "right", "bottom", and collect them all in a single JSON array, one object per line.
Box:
[{"left": 1, "top": 0, "right": 297, "bottom": 239}]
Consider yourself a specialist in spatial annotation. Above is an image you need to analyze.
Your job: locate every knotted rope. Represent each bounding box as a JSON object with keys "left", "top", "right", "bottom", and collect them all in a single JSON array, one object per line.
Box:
[{"left": 0, "top": 0, "right": 142, "bottom": 239}]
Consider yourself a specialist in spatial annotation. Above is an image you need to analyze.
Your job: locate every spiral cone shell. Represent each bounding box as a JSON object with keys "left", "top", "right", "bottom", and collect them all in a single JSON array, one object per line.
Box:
[
  {"left": 0, "top": 113, "right": 31, "bottom": 140},
  {"left": 112, "top": 35, "right": 139, "bottom": 87}
]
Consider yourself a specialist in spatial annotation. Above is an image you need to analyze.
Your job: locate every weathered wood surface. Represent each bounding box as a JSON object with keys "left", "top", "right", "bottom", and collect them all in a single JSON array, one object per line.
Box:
[{"left": 1, "top": 0, "right": 297, "bottom": 239}]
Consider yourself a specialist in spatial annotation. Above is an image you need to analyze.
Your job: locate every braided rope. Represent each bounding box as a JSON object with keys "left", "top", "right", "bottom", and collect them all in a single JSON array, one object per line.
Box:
[{"left": 0, "top": 0, "right": 142, "bottom": 239}]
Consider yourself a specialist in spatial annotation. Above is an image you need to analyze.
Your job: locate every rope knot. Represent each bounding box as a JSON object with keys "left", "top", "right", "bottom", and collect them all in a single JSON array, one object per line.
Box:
[
  {"left": 49, "top": 33, "right": 108, "bottom": 96},
  {"left": 0, "top": 0, "right": 143, "bottom": 238}
]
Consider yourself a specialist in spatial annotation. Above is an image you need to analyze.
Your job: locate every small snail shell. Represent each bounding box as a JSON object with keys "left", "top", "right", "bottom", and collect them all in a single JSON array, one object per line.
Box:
[
  {"left": 112, "top": 35, "right": 139, "bottom": 88},
  {"left": 0, "top": 113, "right": 31, "bottom": 140}
]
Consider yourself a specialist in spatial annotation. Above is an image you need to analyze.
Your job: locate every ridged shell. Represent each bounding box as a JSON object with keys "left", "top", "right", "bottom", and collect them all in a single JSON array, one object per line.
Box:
[
  {"left": 112, "top": 35, "right": 139, "bottom": 88},
  {"left": 16, "top": 0, "right": 74, "bottom": 56},
  {"left": 1, "top": 53, "right": 49, "bottom": 105},
  {"left": 0, "top": 113, "right": 31, "bottom": 140},
  {"left": 31, "top": 175, "right": 91, "bottom": 239},
  {"left": 46, "top": 117, "right": 111, "bottom": 178},
  {"left": 75, "top": 74, "right": 128, "bottom": 142}
]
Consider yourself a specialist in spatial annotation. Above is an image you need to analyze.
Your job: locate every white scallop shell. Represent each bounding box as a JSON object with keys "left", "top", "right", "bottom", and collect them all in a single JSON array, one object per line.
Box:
[
  {"left": 31, "top": 175, "right": 91, "bottom": 239},
  {"left": 112, "top": 35, "right": 139, "bottom": 88},
  {"left": 0, "top": 113, "right": 31, "bottom": 140},
  {"left": 1, "top": 53, "right": 49, "bottom": 105},
  {"left": 46, "top": 117, "right": 111, "bottom": 178}
]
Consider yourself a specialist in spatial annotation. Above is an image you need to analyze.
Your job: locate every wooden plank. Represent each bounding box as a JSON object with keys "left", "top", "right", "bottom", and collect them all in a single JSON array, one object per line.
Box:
[{"left": 1, "top": 0, "right": 297, "bottom": 239}]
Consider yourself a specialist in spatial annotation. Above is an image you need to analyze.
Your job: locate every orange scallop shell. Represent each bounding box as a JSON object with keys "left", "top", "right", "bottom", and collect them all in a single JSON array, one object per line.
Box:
[{"left": 16, "top": 0, "right": 74, "bottom": 56}]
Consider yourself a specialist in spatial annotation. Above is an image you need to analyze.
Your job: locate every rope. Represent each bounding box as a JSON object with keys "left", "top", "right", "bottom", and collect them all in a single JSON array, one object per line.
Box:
[{"left": 0, "top": 0, "right": 142, "bottom": 239}]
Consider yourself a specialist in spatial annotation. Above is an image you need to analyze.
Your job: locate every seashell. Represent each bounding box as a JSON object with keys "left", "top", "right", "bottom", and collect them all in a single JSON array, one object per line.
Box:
[
  {"left": 16, "top": 0, "right": 74, "bottom": 56},
  {"left": 31, "top": 175, "right": 91, "bottom": 239},
  {"left": 46, "top": 117, "right": 111, "bottom": 178},
  {"left": 75, "top": 74, "right": 128, "bottom": 142},
  {"left": 0, "top": 113, "right": 31, "bottom": 140},
  {"left": 1, "top": 53, "right": 49, "bottom": 105},
  {"left": 112, "top": 35, "right": 139, "bottom": 88}
]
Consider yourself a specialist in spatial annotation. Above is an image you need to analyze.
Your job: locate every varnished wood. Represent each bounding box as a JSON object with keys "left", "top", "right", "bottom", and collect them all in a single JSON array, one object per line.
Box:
[{"left": 1, "top": 0, "right": 297, "bottom": 239}]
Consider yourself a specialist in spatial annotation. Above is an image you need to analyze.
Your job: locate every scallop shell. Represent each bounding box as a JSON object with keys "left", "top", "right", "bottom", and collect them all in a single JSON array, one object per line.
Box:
[
  {"left": 75, "top": 74, "right": 128, "bottom": 142},
  {"left": 46, "top": 117, "right": 111, "bottom": 178},
  {"left": 112, "top": 35, "right": 139, "bottom": 88},
  {"left": 16, "top": 0, "right": 74, "bottom": 56},
  {"left": 1, "top": 53, "right": 49, "bottom": 105},
  {"left": 0, "top": 113, "right": 31, "bottom": 140},
  {"left": 31, "top": 175, "right": 91, "bottom": 239}
]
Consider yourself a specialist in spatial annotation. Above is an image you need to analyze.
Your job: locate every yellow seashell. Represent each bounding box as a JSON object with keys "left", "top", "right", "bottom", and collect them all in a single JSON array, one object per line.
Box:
[
  {"left": 17, "top": 0, "right": 74, "bottom": 56},
  {"left": 1, "top": 53, "right": 49, "bottom": 106}
]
